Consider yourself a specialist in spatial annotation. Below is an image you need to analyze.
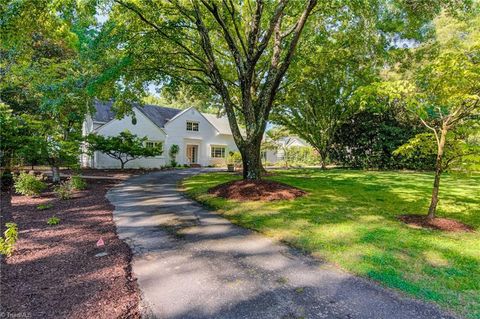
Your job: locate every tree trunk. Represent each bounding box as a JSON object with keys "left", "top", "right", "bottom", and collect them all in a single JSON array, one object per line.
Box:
[
  {"left": 427, "top": 125, "right": 448, "bottom": 220},
  {"left": 260, "top": 161, "right": 268, "bottom": 176},
  {"left": 319, "top": 151, "right": 327, "bottom": 170},
  {"left": 51, "top": 166, "right": 60, "bottom": 183},
  {"left": 120, "top": 161, "right": 125, "bottom": 170},
  {"left": 239, "top": 140, "right": 262, "bottom": 180}
]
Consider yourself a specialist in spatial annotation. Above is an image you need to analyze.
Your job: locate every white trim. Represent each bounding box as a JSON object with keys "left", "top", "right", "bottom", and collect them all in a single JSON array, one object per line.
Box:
[
  {"left": 210, "top": 145, "right": 227, "bottom": 158},
  {"left": 183, "top": 137, "right": 203, "bottom": 140},
  {"left": 165, "top": 106, "right": 220, "bottom": 134},
  {"left": 164, "top": 106, "right": 193, "bottom": 123}
]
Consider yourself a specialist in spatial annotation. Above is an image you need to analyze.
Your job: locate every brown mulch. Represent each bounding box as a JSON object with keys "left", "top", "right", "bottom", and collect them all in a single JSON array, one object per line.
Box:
[
  {"left": 61, "top": 168, "right": 161, "bottom": 179},
  {"left": 208, "top": 179, "right": 306, "bottom": 201},
  {"left": 398, "top": 214, "right": 475, "bottom": 232},
  {"left": 0, "top": 179, "right": 140, "bottom": 319}
]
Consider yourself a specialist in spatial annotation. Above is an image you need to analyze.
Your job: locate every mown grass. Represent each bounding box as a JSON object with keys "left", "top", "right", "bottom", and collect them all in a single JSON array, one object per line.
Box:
[{"left": 182, "top": 169, "right": 480, "bottom": 318}]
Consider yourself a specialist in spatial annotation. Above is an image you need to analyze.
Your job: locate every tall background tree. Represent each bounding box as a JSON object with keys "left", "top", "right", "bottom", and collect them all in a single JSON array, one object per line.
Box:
[
  {"left": 272, "top": 5, "right": 381, "bottom": 168},
  {"left": 0, "top": 1, "right": 102, "bottom": 181},
  {"left": 401, "top": 9, "right": 480, "bottom": 219},
  {"left": 272, "top": 0, "right": 463, "bottom": 170}
]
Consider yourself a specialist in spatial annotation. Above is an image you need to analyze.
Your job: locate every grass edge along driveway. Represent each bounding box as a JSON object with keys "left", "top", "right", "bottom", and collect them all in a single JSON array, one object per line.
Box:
[{"left": 182, "top": 169, "right": 480, "bottom": 319}]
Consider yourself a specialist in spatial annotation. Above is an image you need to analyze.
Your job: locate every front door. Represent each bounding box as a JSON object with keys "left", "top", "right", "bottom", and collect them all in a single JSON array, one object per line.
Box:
[{"left": 186, "top": 145, "right": 198, "bottom": 164}]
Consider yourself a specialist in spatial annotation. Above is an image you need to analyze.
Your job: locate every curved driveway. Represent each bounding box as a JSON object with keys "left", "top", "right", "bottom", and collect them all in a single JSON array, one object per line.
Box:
[{"left": 107, "top": 169, "right": 457, "bottom": 319}]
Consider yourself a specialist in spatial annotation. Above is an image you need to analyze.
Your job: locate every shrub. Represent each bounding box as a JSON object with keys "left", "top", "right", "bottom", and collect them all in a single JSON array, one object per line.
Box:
[
  {"left": 227, "top": 151, "right": 242, "bottom": 166},
  {"left": 0, "top": 222, "right": 18, "bottom": 256},
  {"left": 13, "top": 172, "right": 46, "bottom": 196},
  {"left": 37, "top": 203, "right": 53, "bottom": 210},
  {"left": 69, "top": 175, "right": 87, "bottom": 190},
  {"left": 169, "top": 144, "right": 179, "bottom": 167},
  {"left": 47, "top": 216, "right": 61, "bottom": 226},
  {"left": 54, "top": 181, "right": 73, "bottom": 200}
]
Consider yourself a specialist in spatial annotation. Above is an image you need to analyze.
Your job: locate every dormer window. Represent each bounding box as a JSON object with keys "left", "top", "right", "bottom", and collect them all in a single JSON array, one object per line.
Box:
[{"left": 186, "top": 121, "right": 199, "bottom": 131}]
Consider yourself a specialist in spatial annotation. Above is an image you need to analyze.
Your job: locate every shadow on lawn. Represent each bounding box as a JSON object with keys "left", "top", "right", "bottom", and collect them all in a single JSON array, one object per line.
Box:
[
  {"left": 186, "top": 169, "right": 480, "bottom": 318},
  {"left": 268, "top": 169, "right": 480, "bottom": 227}
]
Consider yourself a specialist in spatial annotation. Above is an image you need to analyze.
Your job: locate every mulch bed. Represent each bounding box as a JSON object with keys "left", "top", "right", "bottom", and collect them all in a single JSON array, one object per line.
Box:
[
  {"left": 0, "top": 179, "right": 140, "bottom": 319},
  {"left": 208, "top": 179, "right": 306, "bottom": 201},
  {"left": 398, "top": 214, "right": 475, "bottom": 232},
  {"left": 60, "top": 168, "right": 162, "bottom": 178}
]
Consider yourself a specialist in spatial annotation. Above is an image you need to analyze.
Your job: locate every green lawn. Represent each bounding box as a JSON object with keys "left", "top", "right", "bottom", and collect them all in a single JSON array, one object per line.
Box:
[{"left": 182, "top": 169, "right": 480, "bottom": 319}]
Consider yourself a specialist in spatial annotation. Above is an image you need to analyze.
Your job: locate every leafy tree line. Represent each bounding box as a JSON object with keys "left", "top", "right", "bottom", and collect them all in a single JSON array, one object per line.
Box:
[
  {"left": 271, "top": 5, "right": 479, "bottom": 219},
  {"left": 0, "top": 1, "right": 100, "bottom": 181}
]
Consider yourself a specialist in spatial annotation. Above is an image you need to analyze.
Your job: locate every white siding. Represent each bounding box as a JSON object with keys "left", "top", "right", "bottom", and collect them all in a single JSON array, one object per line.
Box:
[
  {"left": 90, "top": 108, "right": 167, "bottom": 169},
  {"left": 164, "top": 108, "right": 238, "bottom": 166},
  {"left": 83, "top": 106, "right": 239, "bottom": 168}
]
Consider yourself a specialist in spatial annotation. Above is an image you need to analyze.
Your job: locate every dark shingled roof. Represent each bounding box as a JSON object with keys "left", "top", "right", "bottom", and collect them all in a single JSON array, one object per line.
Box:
[{"left": 92, "top": 100, "right": 182, "bottom": 128}]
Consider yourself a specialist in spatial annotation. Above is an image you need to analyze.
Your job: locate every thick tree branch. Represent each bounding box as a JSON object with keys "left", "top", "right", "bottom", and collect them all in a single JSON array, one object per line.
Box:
[
  {"left": 114, "top": 0, "right": 206, "bottom": 66},
  {"left": 201, "top": 0, "right": 245, "bottom": 79},
  {"left": 191, "top": 0, "right": 244, "bottom": 145}
]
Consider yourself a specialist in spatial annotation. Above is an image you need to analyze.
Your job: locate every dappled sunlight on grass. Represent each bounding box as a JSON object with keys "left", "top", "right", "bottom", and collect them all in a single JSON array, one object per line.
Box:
[{"left": 182, "top": 169, "right": 480, "bottom": 318}]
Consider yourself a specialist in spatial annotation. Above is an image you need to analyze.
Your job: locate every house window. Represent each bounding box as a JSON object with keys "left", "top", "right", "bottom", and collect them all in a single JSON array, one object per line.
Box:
[
  {"left": 186, "top": 121, "right": 199, "bottom": 131},
  {"left": 146, "top": 141, "right": 162, "bottom": 149},
  {"left": 211, "top": 146, "right": 226, "bottom": 158}
]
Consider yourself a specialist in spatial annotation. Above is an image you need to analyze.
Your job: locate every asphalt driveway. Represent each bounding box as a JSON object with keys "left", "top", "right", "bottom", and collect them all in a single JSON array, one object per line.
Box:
[{"left": 107, "top": 169, "right": 457, "bottom": 319}]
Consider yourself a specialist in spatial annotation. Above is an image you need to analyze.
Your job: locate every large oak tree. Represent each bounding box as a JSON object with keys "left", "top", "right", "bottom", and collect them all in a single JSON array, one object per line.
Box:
[{"left": 101, "top": 0, "right": 319, "bottom": 179}]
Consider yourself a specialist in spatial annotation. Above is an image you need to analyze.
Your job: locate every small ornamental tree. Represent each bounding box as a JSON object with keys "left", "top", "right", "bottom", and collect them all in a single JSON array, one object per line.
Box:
[
  {"left": 87, "top": 131, "right": 163, "bottom": 169},
  {"left": 361, "top": 10, "right": 480, "bottom": 220},
  {"left": 401, "top": 11, "right": 480, "bottom": 220}
]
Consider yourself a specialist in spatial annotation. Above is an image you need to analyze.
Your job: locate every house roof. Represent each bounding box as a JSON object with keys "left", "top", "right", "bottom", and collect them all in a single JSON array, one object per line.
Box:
[
  {"left": 202, "top": 113, "right": 232, "bottom": 135},
  {"left": 92, "top": 100, "right": 182, "bottom": 128},
  {"left": 92, "top": 101, "right": 233, "bottom": 134}
]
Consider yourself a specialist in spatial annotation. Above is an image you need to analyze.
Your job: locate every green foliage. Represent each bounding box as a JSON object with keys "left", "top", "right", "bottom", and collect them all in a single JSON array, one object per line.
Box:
[
  {"left": 169, "top": 144, "right": 179, "bottom": 167},
  {"left": 395, "top": 131, "right": 480, "bottom": 171},
  {"left": 0, "top": 2, "right": 101, "bottom": 174},
  {"left": 0, "top": 223, "right": 18, "bottom": 257},
  {"left": 54, "top": 181, "right": 73, "bottom": 200},
  {"left": 274, "top": 2, "right": 385, "bottom": 166},
  {"left": 285, "top": 146, "right": 318, "bottom": 167},
  {"left": 37, "top": 203, "right": 54, "bottom": 211},
  {"left": 358, "top": 8, "right": 480, "bottom": 170},
  {"left": 13, "top": 172, "right": 46, "bottom": 196},
  {"left": 144, "top": 85, "right": 221, "bottom": 114},
  {"left": 47, "top": 216, "right": 61, "bottom": 226},
  {"left": 184, "top": 170, "right": 480, "bottom": 318},
  {"left": 87, "top": 130, "right": 163, "bottom": 169},
  {"left": 226, "top": 151, "right": 242, "bottom": 166},
  {"left": 330, "top": 109, "right": 423, "bottom": 169},
  {"left": 69, "top": 175, "right": 87, "bottom": 190}
]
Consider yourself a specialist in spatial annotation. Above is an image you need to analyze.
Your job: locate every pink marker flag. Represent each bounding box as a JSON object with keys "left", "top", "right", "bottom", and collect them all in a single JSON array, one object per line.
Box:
[{"left": 96, "top": 237, "right": 105, "bottom": 247}]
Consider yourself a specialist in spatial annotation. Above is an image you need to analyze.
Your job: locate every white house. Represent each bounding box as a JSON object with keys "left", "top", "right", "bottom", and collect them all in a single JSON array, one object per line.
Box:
[
  {"left": 264, "top": 136, "right": 310, "bottom": 163},
  {"left": 81, "top": 101, "right": 239, "bottom": 168}
]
